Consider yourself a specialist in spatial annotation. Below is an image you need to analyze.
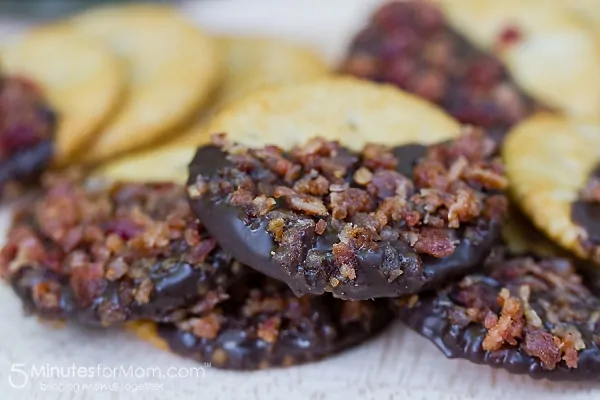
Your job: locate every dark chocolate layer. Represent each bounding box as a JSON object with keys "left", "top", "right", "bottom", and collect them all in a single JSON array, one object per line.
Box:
[
  {"left": 187, "top": 135, "right": 505, "bottom": 300},
  {"left": 157, "top": 274, "right": 392, "bottom": 370},
  {"left": 392, "top": 255, "right": 600, "bottom": 381},
  {"left": 11, "top": 251, "right": 243, "bottom": 327},
  {"left": 0, "top": 76, "right": 56, "bottom": 193},
  {"left": 1, "top": 176, "right": 245, "bottom": 327},
  {"left": 572, "top": 164, "right": 600, "bottom": 245}
]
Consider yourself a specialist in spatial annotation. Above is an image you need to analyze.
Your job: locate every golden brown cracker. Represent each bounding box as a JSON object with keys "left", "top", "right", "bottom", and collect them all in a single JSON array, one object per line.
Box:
[
  {"left": 206, "top": 77, "right": 461, "bottom": 150},
  {"left": 1, "top": 24, "right": 123, "bottom": 164},
  {"left": 565, "top": 0, "right": 600, "bottom": 30},
  {"left": 70, "top": 4, "right": 220, "bottom": 163},
  {"left": 95, "top": 36, "right": 329, "bottom": 182},
  {"left": 501, "top": 207, "right": 569, "bottom": 258},
  {"left": 171, "top": 36, "right": 330, "bottom": 147},
  {"left": 126, "top": 322, "right": 169, "bottom": 352},
  {"left": 503, "top": 113, "right": 600, "bottom": 260},
  {"left": 94, "top": 143, "right": 200, "bottom": 185},
  {"left": 213, "top": 36, "right": 329, "bottom": 108},
  {"left": 436, "top": 0, "right": 600, "bottom": 118}
]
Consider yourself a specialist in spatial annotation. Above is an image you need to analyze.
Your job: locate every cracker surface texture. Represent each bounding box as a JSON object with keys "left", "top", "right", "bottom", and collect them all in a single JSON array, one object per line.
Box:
[
  {"left": 71, "top": 4, "right": 220, "bottom": 163},
  {"left": 504, "top": 113, "right": 600, "bottom": 259},
  {"left": 1, "top": 25, "right": 123, "bottom": 164},
  {"left": 207, "top": 77, "right": 461, "bottom": 150},
  {"left": 437, "top": 0, "right": 600, "bottom": 117}
]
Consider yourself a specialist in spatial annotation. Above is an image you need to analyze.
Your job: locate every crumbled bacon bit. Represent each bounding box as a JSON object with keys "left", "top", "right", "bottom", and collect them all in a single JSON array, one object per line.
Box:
[
  {"left": 257, "top": 316, "right": 281, "bottom": 343},
  {"left": 523, "top": 328, "right": 561, "bottom": 370},
  {"left": 32, "top": 281, "right": 61, "bottom": 310},
  {"left": 330, "top": 188, "right": 373, "bottom": 219},
  {"left": 354, "top": 167, "right": 373, "bottom": 185},
  {"left": 315, "top": 219, "right": 327, "bottom": 235},
  {"left": 447, "top": 189, "right": 480, "bottom": 228},
  {"left": 190, "top": 315, "right": 221, "bottom": 339},
  {"left": 249, "top": 195, "right": 276, "bottom": 217},
  {"left": 413, "top": 228, "right": 455, "bottom": 257},
  {"left": 482, "top": 288, "right": 524, "bottom": 351},
  {"left": 293, "top": 174, "right": 330, "bottom": 195},
  {"left": 332, "top": 243, "right": 358, "bottom": 281},
  {"left": 267, "top": 217, "right": 286, "bottom": 242},
  {"left": 496, "top": 25, "right": 523, "bottom": 50},
  {"left": 286, "top": 193, "right": 329, "bottom": 216},
  {"left": 134, "top": 277, "right": 154, "bottom": 305}
]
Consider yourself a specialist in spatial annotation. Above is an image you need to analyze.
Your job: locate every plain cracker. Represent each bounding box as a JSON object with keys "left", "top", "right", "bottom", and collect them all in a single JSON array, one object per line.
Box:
[
  {"left": 71, "top": 4, "right": 220, "bottom": 163},
  {"left": 171, "top": 35, "right": 329, "bottom": 147},
  {"left": 95, "top": 143, "right": 200, "bottom": 185},
  {"left": 97, "top": 35, "right": 330, "bottom": 183},
  {"left": 1, "top": 24, "right": 123, "bottom": 164},
  {"left": 206, "top": 77, "right": 461, "bottom": 150},
  {"left": 503, "top": 113, "right": 600, "bottom": 260}
]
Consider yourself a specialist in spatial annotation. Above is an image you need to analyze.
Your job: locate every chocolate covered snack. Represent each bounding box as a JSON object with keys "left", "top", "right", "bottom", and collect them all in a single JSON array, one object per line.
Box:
[
  {"left": 0, "top": 172, "right": 244, "bottom": 327},
  {"left": 187, "top": 130, "right": 507, "bottom": 300},
  {"left": 341, "top": 0, "right": 538, "bottom": 143},
  {"left": 392, "top": 254, "right": 600, "bottom": 380},
  {"left": 131, "top": 273, "right": 391, "bottom": 370},
  {"left": 0, "top": 76, "right": 55, "bottom": 194}
]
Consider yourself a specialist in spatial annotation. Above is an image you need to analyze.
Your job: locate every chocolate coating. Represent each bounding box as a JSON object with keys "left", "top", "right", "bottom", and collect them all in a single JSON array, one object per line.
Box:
[
  {"left": 11, "top": 251, "right": 242, "bottom": 327},
  {"left": 0, "top": 76, "right": 56, "bottom": 193},
  {"left": 392, "top": 255, "right": 600, "bottom": 380},
  {"left": 572, "top": 165, "right": 600, "bottom": 245},
  {"left": 157, "top": 274, "right": 392, "bottom": 370},
  {"left": 341, "top": 1, "right": 540, "bottom": 144},
  {"left": 1, "top": 176, "right": 245, "bottom": 327},
  {"left": 187, "top": 137, "right": 504, "bottom": 300}
]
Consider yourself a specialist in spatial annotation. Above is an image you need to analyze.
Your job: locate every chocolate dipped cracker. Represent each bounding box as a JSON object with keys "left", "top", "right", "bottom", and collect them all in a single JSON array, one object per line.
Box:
[
  {"left": 187, "top": 130, "right": 507, "bottom": 300},
  {"left": 0, "top": 172, "right": 244, "bottom": 327},
  {"left": 392, "top": 254, "right": 600, "bottom": 381},
  {"left": 130, "top": 273, "right": 391, "bottom": 370},
  {"left": 342, "top": 0, "right": 539, "bottom": 144}
]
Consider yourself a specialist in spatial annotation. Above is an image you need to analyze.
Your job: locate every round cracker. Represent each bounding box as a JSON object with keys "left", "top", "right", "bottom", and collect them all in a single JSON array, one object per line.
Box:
[
  {"left": 503, "top": 112, "right": 600, "bottom": 260},
  {"left": 501, "top": 208, "right": 568, "bottom": 258},
  {"left": 436, "top": 0, "right": 600, "bottom": 117},
  {"left": 97, "top": 36, "right": 329, "bottom": 183},
  {"left": 206, "top": 77, "right": 461, "bottom": 150},
  {"left": 171, "top": 35, "right": 329, "bottom": 147},
  {"left": 70, "top": 4, "right": 220, "bottom": 163},
  {"left": 126, "top": 322, "right": 169, "bottom": 352},
  {"left": 95, "top": 143, "right": 200, "bottom": 185},
  {"left": 566, "top": 0, "right": 600, "bottom": 30},
  {"left": 213, "top": 36, "right": 329, "bottom": 108},
  {"left": 1, "top": 25, "right": 123, "bottom": 164}
]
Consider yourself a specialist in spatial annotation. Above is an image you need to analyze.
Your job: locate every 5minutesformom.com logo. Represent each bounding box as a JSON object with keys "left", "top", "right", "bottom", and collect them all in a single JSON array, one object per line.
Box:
[{"left": 8, "top": 362, "right": 209, "bottom": 391}]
